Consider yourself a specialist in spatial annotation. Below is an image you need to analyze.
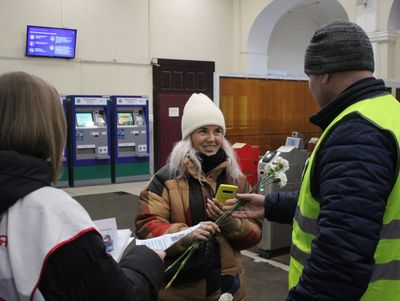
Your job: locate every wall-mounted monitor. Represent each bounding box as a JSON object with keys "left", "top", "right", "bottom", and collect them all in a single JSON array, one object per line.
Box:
[
  {"left": 118, "top": 112, "right": 134, "bottom": 126},
  {"left": 26, "top": 25, "right": 77, "bottom": 59},
  {"left": 76, "top": 112, "right": 94, "bottom": 127}
]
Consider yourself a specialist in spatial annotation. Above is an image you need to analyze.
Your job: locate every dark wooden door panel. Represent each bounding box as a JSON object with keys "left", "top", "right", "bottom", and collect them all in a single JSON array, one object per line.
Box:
[
  {"left": 153, "top": 59, "right": 215, "bottom": 170},
  {"left": 156, "top": 93, "right": 191, "bottom": 168}
]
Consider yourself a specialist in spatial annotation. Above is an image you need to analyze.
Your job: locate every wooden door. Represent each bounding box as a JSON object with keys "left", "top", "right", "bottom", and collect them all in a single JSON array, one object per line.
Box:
[
  {"left": 153, "top": 59, "right": 215, "bottom": 170},
  {"left": 156, "top": 93, "right": 191, "bottom": 166}
]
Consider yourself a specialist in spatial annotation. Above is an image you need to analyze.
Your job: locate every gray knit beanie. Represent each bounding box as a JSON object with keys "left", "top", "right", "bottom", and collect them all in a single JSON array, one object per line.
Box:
[
  {"left": 304, "top": 19, "right": 374, "bottom": 75},
  {"left": 181, "top": 93, "right": 226, "bottom": 139}
]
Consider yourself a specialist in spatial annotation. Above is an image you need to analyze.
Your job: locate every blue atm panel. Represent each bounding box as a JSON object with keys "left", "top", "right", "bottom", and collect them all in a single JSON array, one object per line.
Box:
[
  {"left": 69, "top": 95, "right": 112, "bottom": 186},
  {"left": 111, "top": 96, "right": 150, "bottom": 183}
]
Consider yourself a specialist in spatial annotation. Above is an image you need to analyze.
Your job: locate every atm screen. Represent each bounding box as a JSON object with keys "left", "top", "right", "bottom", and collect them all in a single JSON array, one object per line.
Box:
[
  {"left": 118, "top": 112, "right": 134, "bottom": 126},
  {"left": 285, "top": 137, "right": 301, "bottom": 148},
  {"left": 76, "top": 112, "right": 94, "bottom": 127}
]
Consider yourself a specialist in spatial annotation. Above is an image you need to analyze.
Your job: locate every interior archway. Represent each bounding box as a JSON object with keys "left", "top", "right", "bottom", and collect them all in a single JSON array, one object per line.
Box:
[
  {"left": 388, "top": 0, "right": 400, "bottom": 30},
  {"left": 246, "top": 0, "right": 348, "bottom": 76}
]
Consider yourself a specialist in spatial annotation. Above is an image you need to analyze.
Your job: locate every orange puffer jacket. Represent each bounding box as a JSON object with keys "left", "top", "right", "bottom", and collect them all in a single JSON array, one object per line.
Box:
[{"left": 135, "top": 158, "right": 262, "bottom": 301}]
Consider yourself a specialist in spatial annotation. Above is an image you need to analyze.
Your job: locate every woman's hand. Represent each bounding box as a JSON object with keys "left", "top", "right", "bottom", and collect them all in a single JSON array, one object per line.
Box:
[
  {"left": 191, "top": 221, "right": 220, "bottom": 241},
  {"left": 206, "top": 198, "right": 232, "bottom": 223}
]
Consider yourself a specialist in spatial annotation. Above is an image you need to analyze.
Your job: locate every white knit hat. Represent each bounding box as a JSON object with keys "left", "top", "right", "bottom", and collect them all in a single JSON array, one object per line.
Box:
[{"left": 181, "top": 93, "right": 226, "bottom": 139}]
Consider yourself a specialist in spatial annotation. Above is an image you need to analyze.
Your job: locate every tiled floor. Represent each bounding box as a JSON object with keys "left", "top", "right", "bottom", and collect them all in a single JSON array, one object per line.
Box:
[{"left": 63, "top": 181, "right": 148, "bottom": 197}]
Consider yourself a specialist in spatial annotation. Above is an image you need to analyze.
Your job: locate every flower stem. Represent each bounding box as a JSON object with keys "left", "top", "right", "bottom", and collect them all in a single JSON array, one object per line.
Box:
[
  {"left": 215, "top": 200, "right": 242, "bottom": 224},
  {"left": 165, "top": 240, "right": 201, "bottom": 289},
  {"left": 165, "top": 240, "right": 200, "bottom": 273}
]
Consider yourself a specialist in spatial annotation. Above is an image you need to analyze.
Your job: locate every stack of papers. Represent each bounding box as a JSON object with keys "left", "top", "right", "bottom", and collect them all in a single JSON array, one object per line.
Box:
[
  {"left": 94, "top": 218, "right": 200, "bottom": 260},
  {"left": 93, "top": 218, "right": 133, "bottom": 262},
  {"left": 111, "top": 229, "right": 134, "bottom": 262},
  {"left": 136, "top": 224, "right": 200, "bottom": 251}
]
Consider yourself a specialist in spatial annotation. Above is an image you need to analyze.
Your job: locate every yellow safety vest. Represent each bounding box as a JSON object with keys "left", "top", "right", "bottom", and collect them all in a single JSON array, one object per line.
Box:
[{"left": 289, "top": 94, "right": 400, "bottom": 300}]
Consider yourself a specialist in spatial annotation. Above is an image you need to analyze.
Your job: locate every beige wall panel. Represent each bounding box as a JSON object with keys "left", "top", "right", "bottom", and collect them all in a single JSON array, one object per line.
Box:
[{"left": 150, "top": 0, "right": 234, "bottom": 73}]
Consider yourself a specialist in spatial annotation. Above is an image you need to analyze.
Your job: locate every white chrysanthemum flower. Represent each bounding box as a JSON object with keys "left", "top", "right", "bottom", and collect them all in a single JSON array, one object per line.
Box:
[
  {"left": 219, "top": 293, "right": 234, "bottom": 301},
  {"left": 264, "top": 162, "right": 274, "bottom": 175},
  {"left": 274, "top": 156, "right": 290, "bottom": 172},
  {"left": 275, "top": 171, "right": 288, "bottom": 187}
]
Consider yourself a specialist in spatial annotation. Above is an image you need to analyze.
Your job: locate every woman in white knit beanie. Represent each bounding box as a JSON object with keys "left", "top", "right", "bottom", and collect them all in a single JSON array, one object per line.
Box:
[{"left": 136, "top": 93, "right": 262, "bottom": 301}]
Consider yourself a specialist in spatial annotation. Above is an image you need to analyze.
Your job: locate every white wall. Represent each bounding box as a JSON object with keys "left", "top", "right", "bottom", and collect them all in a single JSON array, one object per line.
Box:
[
  {"left": 395, "top": 30, "right": 400, "bottom": 79},
  {"left": 150, "top": 0, "right": 234, "bottom": 72},
  {"left": 267, "top": 11, "right": 317, "bottom": 77},
  {"left": 240, "top": 0, "right": 348, "bottom": 76},
  {"left": 379, "top": 0, "right": 400, "bottom": 81},
  {"left": 0, "top": 0, "right": 399, "bottom": 94},
  {"left": 387, "top": 0, "right": 400, "bottom": 80},
  {"left": 0, "top": 0, "right": 151, "bottom": 96},
  {"left": 0, "top": 0, "right": 234, "bottom": 98}
]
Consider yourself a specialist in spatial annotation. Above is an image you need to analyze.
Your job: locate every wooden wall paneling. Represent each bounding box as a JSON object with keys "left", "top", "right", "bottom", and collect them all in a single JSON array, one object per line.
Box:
[{"left": 220, "top": 77, "right": 321, "bottom": 155}]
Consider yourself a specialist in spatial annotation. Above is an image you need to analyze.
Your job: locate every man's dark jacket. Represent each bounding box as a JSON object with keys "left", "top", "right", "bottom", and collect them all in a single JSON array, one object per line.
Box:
[{"left": 266, "top": 77, "right": 398, "bottom": 301}]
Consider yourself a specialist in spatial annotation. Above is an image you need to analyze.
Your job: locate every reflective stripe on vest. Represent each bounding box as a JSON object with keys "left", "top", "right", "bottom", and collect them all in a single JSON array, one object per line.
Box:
[
  {"left": 294, "top": 206, "right": 319, "bottom": 236},
  {"left": 291, "top": 210, "right": 400, "bottom": 275},
  {"left": 289, "top": 94, "right": 400, "bottom": 300}
]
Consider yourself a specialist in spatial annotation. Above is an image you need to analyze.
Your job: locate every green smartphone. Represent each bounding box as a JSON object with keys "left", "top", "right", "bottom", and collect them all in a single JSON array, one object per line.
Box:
[{"left": 215, "top": 184, "right": 238, "bottom": 204}]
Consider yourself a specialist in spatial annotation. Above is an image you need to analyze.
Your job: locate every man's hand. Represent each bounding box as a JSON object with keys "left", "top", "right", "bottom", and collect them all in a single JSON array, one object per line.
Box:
[{"left": 223, "top": 193, "right": 266, "bottom": 220}]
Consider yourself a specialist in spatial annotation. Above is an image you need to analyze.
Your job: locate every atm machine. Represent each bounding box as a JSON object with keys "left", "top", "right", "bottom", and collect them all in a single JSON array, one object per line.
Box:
[
  {"left": 55, "top": 95, "right": 69, "bottom": 187},
  {"left": 257, "top": 132, "right": 309, "bottom": 258},
  {"left": 68, "top": 95, "right": 112, "bottom": 186},
  {"left": 110, "top": 96, "right": 150, "bottom": 183}
]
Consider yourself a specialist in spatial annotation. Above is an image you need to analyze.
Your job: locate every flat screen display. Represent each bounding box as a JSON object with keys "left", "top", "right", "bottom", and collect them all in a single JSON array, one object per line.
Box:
[
  {"left": 26, "top": 25, "right": 77, "bottom": 59},
  {"left": 118, "top": 112, "right": 134, "bottom": 126},
  {"left": 76, "top": 112, "right": 93, "bottom": 127},
  {"left": 285, "top": 137, "right": 301, "bottom": 148}
]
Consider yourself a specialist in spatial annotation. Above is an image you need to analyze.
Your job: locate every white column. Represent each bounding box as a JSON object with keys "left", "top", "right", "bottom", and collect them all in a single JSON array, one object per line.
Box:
[
  {"left": 354, "top": 0, "right": 397, "bottom": 78},
  {"left": 368, "top": 30, "right": 398, "bottom": 79}
]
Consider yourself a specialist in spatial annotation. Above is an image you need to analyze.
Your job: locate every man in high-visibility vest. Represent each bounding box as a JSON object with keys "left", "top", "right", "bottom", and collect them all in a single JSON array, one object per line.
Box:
[{"left": 226, "top": 19, "right": 400, "bottom": 301}]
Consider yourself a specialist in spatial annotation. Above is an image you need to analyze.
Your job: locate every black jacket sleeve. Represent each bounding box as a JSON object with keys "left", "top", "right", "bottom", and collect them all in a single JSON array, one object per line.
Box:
[
  {"left": 287, "top": 116, "right": 397, "bottom": 301},
  {"left": 39, "top": 230, "right": 164, "bottom": 301},
  {"left": 265, "top": 191, "right": 299, "bottom": 224}
]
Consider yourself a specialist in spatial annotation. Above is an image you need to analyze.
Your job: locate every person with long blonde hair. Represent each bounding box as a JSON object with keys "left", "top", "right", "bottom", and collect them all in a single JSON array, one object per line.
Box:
[{"left": 136, "top": 93, "right": 262, "bottom": 301}]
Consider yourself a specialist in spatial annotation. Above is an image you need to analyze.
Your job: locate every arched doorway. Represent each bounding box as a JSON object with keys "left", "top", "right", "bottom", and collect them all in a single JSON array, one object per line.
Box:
[{"left": 246, "top": 0, "right": 348, "bottom": 76}]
